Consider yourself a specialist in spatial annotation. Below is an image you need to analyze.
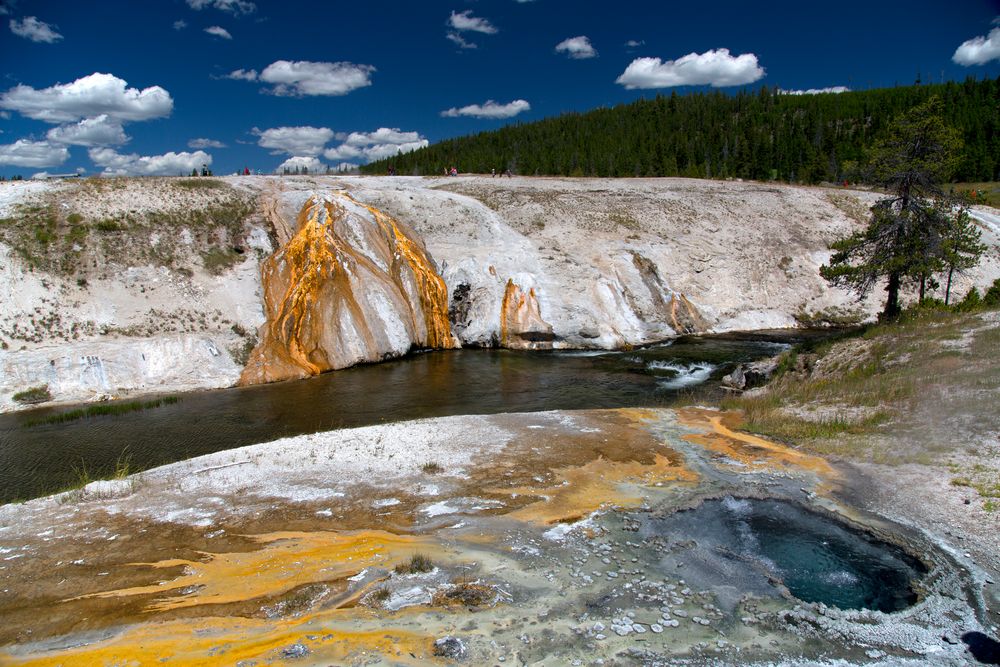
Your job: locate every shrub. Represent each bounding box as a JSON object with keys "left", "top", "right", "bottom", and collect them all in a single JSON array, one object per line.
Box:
[
  {"left": 95, "top": 219, "right": 121, "bottom": 232},
  {"left": 983, "top": 279, "right": 1000, "bottom": 308},
  {"left": 957, "top": 287, "right": 981, "bottom": 312},
  {"left": 201, "top": 247, "right": 241, "bottom": 275}
]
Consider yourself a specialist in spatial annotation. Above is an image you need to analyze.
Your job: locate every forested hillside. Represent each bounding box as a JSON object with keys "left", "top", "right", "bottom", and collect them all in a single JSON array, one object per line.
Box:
[{"left": 363, "top": 78, "right": 999, "bottom": 183}]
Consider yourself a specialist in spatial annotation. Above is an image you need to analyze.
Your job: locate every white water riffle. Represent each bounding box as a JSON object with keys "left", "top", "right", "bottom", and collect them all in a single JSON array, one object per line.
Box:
[{"left": 647, "top": 361, "right": 717, "bottom": 388}]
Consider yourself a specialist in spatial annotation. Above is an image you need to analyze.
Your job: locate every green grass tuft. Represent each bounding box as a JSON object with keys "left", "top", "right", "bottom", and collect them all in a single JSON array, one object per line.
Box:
[
  {"left": 12, "top": 385, "right": 52, "bottom": 404},
  {"left": 25, "top": 395, "right": 180, "bottom": 427},
  {"left": 174, "top": 178, "right": 227, "bottom": 190}
]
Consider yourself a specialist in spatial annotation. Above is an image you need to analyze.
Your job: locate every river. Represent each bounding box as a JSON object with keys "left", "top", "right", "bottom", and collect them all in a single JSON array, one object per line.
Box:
[{"left": 0, "top": 330, "right": 830, "bottom": 503}]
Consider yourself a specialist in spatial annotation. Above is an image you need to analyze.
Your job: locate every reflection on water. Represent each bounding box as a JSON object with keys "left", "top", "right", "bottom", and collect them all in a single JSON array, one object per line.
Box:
[{"left": 0, "top": 331, "right": 824, "bottom": 503}]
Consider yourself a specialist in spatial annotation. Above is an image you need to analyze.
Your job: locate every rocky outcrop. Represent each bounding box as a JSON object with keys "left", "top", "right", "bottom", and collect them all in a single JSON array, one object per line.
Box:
[
  {"left": 239, "top": 193, "right": 457, "bottom": 385},
  {"left": 500, "top": 279, "right": 554, "bottom": 350},
  {"left": 721, "top": 357, "right": 780, "bottom": 391}
]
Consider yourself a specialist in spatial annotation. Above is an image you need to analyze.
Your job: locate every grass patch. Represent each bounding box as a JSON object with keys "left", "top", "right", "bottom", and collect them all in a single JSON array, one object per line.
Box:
[
  {"left": 174, "top": 178, "right": 227, "bottom": 190},
  {"left": 395, "top": 553, "right": 434, "bottom": 575},
  {"left": 201, "top": 247, "right": 243, "bottom": 275},
  {"left": 95, "top": 219, "right": 122, "bottom": 232},
  {"left": 949, "top": 181, "right": 999, "bottom": 206},
  {"left": 421, "top": 462, "right": 444, "bottom": 474},
  {"left": 0, "top": 182, "right": 256, "bottom": 278},
  {"left": 113, "top": 447, "right": 133, "bottom": 480},
  {"left": 12, "top": 385, "right": 52, "bottom": 405},
  {"left": 717, "top": 306, "right": 998, "bottom": 461},
  {"left": 25, "top": 395, "right": 180, "bottom": 427}
]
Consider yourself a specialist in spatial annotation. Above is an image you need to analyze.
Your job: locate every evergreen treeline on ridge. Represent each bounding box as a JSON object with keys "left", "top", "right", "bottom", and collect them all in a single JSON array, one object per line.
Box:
[{"left": 362, "top": 78, "right": 999, "bottom": 183}]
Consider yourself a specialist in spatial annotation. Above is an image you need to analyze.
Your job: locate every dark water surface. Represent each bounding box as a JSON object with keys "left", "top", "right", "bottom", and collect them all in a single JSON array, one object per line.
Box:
[{"left": 0, "top": 331, "right": 830, "bottom": 503}]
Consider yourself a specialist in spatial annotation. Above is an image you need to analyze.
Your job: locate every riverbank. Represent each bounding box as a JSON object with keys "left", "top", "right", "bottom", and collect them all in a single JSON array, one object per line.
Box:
[{"left": 4, "top": 175, "right": 998, "bottom": 412}]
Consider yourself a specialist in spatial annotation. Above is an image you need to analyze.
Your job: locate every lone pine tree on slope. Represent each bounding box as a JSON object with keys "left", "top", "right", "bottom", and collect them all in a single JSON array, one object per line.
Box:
[{"left": 821, "top": 97, "right": 984, "bottom": 320}]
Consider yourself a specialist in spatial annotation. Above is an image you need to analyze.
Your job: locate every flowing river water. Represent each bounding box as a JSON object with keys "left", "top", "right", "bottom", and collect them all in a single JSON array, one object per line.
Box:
[{"left": 0, "top": 331, "right": 825, "bottom": 503}]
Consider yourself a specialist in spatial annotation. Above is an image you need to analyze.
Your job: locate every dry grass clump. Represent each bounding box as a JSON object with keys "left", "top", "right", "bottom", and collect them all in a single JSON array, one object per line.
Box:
[
  {"left": 432, "top": 582, "right": 497, "bottom": 608},
  {"left": 394, "top": 553, "right": 434, "bottom": 575}
]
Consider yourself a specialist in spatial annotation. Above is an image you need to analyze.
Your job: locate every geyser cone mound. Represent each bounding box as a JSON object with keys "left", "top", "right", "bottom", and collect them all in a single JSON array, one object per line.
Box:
[{"left": 240, "top": 193, "right": 457, "bottom": 385}]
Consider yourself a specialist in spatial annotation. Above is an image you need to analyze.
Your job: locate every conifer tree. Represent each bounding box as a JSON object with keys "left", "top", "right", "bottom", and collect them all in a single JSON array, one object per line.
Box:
[{"left": 820, "top": 98, "right": 981, "bottom": 319}]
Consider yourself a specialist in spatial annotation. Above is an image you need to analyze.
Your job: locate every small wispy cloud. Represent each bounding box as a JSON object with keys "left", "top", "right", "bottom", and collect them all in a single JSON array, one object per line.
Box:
[
  {"left": 225, "top": 68, "right": 258, "bottom": 81},
  {"left": 186, "top": 0, "right": 255, "bottom": 15},
  {"left": 778, "top": 86, "right": 849, "bottom": 95},
  {"left": 188, "top": 137, "right": 226, "bottom": 149},
  {"left": 446, "top": 32, "right": 476, "bottom": 49},
  {"left": 204, "top": 25, "right": 232, "bottom": 39},
  {"left": 441, "top": 99, "right": 530, "bottom": 119},
  {"left": 9, "top": 16, "right": 62, "bottom": 43},
  {"left": 448, "top": 10, "right": 497, "bottom": 34},
  {"left": 555, "top": 35, "right": 597, "bottom": 59},
  {"left": 173, "top": 19, "right": 187, "bottom": 30}
]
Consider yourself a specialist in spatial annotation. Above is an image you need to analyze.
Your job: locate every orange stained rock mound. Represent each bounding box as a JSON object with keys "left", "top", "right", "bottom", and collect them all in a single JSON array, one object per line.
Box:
[
  {"left": 240, "top": 193, "right": 455, "bottom": 385},
  {"left": 500, "top": 279, "right": 554, "bottom": 350}
]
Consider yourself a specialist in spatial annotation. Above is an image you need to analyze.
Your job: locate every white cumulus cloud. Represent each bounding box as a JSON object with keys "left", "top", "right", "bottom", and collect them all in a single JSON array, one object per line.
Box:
[
  {"left": 343, "top": 128, "right": 423, "bottom": 147},
  {"left": 0, "top": 139, "right": 69, "bottom": 167},
  {"left": 555, "top": 35, "right": 597, "bottom": 59},
  {"left": 89, "top": 147, "right": 212, "bottom": 176},
  {"left": 46, "top": 114, "right": 129, "bottom": 146},
  {"left": 778, "top": 86, "right": 850, "bottom": 95},
  {"left": 0, "top": 73, "right": 173, "bottom": 123},
  {"left": 188, "top": 137, "right": 226, "bottom": 149},
  {"left": 173, "top": 19, "right": 187, "bottom": 30},
  {"left": 616, "top": 48, "right": 765, "bottom": 89},
  {"left": 953, "top": 26, "right": 1000, "bottom": 65},
  {"left": 441, "top": 99, "right": 530, "bottom": 119},
  {"left": 276, "top": 155, "right": 325, "bottom": 174},
  {"left": 254, "top": 126, "right": 334, "bottom": 156},
  {"left": 9, "top": 16, "right": 62, "bottom": 43},
  {"left": 204, "top": 25, "right": 232, "bottom": 39},
  {"left": 236, "top": 60, "right": 375, "bottom": 97},
  {"left": 186, "top": 0, "right": 255, "bottom": 14},
  {"left": 324, "top": 127, "right": 428, "bottom": 163},
  {"left": 448, "top": 10, "right": 497, "bottom": 34}
]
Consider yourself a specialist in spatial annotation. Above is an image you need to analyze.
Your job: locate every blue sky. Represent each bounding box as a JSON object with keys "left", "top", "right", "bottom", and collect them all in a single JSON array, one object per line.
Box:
[{"left": 1, "top": 0, "right": 999, "bottom": 177}]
